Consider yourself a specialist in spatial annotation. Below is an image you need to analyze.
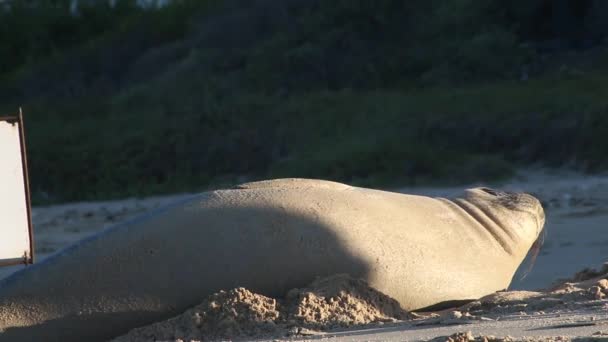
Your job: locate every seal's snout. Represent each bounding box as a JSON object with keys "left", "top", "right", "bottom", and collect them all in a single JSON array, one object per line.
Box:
[
  {"left": 531, "top": 194, "right": 546, "bottom": 235},
  {"left": 535, "top": 197, "right": 545, "bottom": 223},
  {"left": 465, "top": 187, "right": 546, "bottom": 239},
  {"left": 511, "top": 191, "right": 545, "bottom": 235}
]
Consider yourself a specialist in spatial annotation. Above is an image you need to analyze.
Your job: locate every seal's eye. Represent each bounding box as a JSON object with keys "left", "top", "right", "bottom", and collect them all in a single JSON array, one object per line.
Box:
[{"left": 479, "top": 187, "right": 499, "bottom": 196}]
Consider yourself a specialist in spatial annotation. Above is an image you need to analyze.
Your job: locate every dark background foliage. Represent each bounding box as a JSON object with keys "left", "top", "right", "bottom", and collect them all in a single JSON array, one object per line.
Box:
[{"left": 1, "top": 0, "right": 607, "bottom": 203}]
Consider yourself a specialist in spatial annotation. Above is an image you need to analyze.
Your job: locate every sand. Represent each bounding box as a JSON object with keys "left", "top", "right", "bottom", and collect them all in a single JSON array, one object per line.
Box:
[
  {"left": 110, "top": 274, "right": 410, "bottom": 341},
  {"left": 427, "top": 331, "right": 608, "bottom": 342},
  {"left": 2, "top": 168, "right": 608, "bottom": 341},
  {"left": 106, "top": 264, "right": 608, "bottom": 341}
]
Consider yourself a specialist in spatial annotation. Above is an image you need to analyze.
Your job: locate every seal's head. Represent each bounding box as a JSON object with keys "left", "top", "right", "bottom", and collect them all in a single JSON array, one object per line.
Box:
[{"left": 458, "top": 187, "right": 545, "bottom": 257}]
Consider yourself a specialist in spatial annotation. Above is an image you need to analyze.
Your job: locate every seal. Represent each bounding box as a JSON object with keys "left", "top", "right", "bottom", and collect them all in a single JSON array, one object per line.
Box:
[{"left": 0, "top": 179, "right": 545, "bottom": 341}]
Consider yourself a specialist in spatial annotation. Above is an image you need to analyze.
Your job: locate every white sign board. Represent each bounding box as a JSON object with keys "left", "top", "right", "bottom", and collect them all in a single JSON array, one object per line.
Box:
[{"left": 0, "top": 113, "right": 33, "bottom": 266}]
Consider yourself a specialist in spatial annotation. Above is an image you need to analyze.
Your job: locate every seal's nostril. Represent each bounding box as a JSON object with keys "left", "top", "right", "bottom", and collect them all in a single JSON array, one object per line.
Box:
[{"left": 479, "top": 187, "right": 499, "bottom": 196}]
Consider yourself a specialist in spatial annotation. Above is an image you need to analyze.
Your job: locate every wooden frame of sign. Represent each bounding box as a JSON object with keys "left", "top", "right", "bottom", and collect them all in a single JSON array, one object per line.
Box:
[{"left": 0, "top": 109, "right": 34, "bottom": 266}]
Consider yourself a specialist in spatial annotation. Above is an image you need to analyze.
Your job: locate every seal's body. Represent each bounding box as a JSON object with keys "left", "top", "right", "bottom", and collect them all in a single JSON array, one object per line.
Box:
[{"left": 0, "top": 179, "right": 544, "bottom": 341}]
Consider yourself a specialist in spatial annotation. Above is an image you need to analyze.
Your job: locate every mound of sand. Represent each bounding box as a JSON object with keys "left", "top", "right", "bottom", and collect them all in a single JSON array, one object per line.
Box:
[
  {"left": 111, "top": 288, "right": 282, "bottom": 342},
  {"left": 112, "top": 263, "right": 608, "bottom": 341},
  {"left": 551, "top": 263, "right": 608, "bottom": 287},
  {"left": 414, "top": 264, "right": 608, "bottom": 327},
  {"left": 427, "top": 331, "right": 607, "bottom": 342},
  {"left": 285, "top": 273, "right": 410, "bottom": 328},
  {"left": 111, "top": 274, "right": 410, "bottom": 341}
]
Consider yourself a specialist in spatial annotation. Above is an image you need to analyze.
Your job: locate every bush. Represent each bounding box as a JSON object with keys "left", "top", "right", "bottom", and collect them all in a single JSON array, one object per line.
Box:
[{"left": 3, "top": 0, "right": 608, "bottom": 203}]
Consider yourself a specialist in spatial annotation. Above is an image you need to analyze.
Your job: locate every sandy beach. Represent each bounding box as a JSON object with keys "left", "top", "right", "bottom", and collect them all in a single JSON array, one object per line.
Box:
[{"left": 1, "top": 168, "right": 607, "bottom": 341}]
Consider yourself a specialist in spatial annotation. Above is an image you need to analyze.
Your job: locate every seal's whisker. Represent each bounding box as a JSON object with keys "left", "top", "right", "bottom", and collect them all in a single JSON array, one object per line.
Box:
[{"left": 519, "top": 226, "right": 547, "bottom": 281}]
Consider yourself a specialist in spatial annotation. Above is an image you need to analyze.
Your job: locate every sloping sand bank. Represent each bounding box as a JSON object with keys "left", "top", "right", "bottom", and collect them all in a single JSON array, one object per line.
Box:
[{"left": 110, "top": 265, "right": 608, "bottom": 341}]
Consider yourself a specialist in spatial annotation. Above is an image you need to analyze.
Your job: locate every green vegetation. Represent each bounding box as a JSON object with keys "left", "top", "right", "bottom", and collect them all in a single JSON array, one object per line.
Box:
[{"left": 1, "top": 0, "right": 607, "bottom": 203}]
